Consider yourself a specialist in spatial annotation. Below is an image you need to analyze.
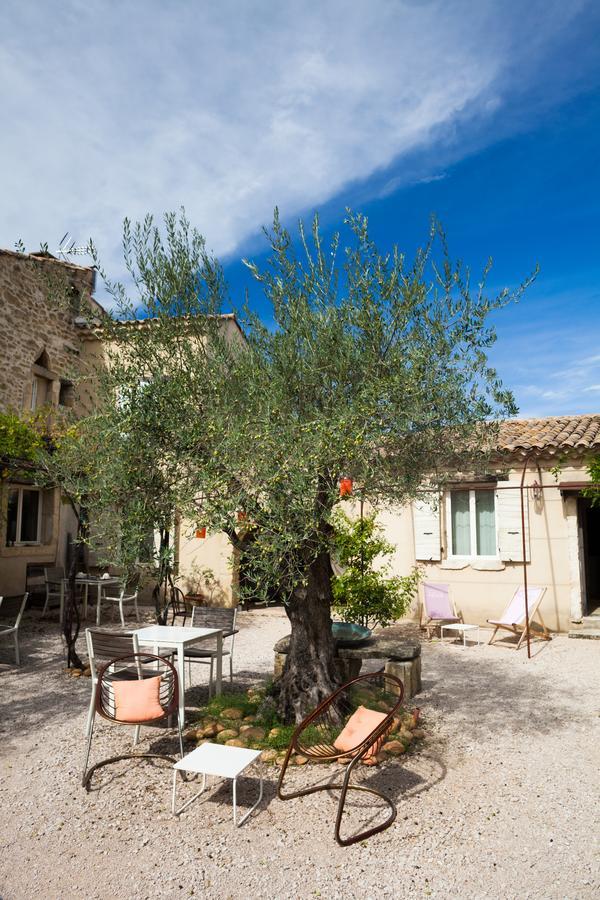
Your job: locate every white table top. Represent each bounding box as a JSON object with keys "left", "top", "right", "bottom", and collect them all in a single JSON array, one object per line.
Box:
[
  {"left": 136, "top": 624, "right": 222, "bottom": 647},
  {"left": 441, "top": 623, "right": 478, "bottom": 631},
  {"left": 174, "top": 742, "right": 261, "bottom": 777},
  {"left": 75, "top": 575, "right": 121, "bottom": 584}
]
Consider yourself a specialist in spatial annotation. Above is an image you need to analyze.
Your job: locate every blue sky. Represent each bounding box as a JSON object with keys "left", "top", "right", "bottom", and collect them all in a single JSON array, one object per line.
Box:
[{"left": 2, "top": 1, "right": 599, "bottom": 417}]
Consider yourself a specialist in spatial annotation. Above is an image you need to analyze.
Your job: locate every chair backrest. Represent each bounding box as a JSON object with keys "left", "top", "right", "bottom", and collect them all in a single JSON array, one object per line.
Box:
[
  {"left": 293, "top": 670, "right": 404, "bottom": 760},
  {"left": 167, "top": 586, "right": 188, "bottom": 623},
  {"left": 95, "top": 652, "right": 179, "bottom": 724},
  {"left": 499, "top": 586, "right": 545, "bottom": 625},
  {"left": 86, "top": 629, "right": 140, "bottom": 679},
  {"left": 423, "top": 583, "right": 453, "bottom": 619},
  {"left": 0, "top": 593, "right": 28, "bottom": 627},
  {"left": 190, "top": 604, "right": 237, "bottom": 634},
  {"left": 45, "top": 566, "right": 65, "bottom": 584}
]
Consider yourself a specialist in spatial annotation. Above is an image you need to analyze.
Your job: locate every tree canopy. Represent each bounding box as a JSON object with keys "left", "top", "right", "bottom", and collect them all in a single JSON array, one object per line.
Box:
[{"left": 41, "top": 208, "right": 534, "bottom": 717}]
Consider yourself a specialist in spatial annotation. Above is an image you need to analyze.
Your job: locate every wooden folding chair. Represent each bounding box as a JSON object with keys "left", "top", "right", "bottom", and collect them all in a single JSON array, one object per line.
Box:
[
  {"left": 420, "top": 582, "right": 462, "bottom": 639},
  {"left": 487, "top": 586, "right": 549, "bottom": 649}
]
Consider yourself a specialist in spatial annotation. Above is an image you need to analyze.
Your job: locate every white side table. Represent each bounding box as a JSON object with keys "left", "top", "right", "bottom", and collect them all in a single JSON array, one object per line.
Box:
[
  {"left": 172, "top": 743, "right": 263, "bottom": 827},
  {"left": 441, "top": 622, "right": 481, "bottom": 647}
]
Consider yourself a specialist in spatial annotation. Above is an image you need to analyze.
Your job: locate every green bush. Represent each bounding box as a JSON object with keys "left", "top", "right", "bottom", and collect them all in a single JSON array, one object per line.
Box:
[{"left": 331, "top": 511, "right": 421, "bottom": 629}]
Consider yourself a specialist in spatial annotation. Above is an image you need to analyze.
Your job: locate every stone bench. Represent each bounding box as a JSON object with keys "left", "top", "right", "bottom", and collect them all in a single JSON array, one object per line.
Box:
[{"left": 273, "top": 632, "right": 422, "bottom": 699}]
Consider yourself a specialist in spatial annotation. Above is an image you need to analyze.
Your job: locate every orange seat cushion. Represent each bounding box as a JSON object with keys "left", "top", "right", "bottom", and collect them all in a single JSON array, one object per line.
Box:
[
  {"left": 113, "top": 675, "right": 164, "bottom": 723},
  {"left": 334, "top": 705, "right": 389, "bottom": 759}
]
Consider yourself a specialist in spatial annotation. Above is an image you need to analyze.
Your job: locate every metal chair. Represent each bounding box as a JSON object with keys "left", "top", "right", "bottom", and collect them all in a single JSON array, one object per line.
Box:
[
  {"left": 0, "top": 593, "right": 28, "bottom": 666},
  {"left": 42, "top": 567, "right": 66, "bottom": 621},
  {"left": 84, "top": 629, "right": 142, "bottom": 738},
  {"left": 167, "top": 586, "right": 189, "bottom": 626},
  {"left": 184, "top": 605, "right": 239, "bottom": 696},
  {"left": 82, "top": 650, "right": 183, "bottom": 791},
  {"left": 277, "top": 671, "right": 404, "bottom": 846},
  {"left": 96, "top": 586, "right": 139, "bottom": 626}
]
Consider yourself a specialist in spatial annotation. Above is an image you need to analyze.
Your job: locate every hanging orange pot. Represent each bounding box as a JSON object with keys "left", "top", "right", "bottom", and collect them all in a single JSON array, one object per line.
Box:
[
  {"left": 237, "top": 511, "right": 247, "bottom": 523},
  {"left": 339, "top": 477, "right": 353, "bottom": 497},
  {"left": 195, "top": 527, "right": 207, "bottom": 539}
]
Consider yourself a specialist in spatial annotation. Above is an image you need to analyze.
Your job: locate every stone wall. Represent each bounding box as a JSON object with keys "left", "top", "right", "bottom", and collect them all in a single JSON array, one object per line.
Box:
[
  {"left": 0, "top": 249, "right": 101, "bottom": 413},
  {"left": 0, "top": 249, "right": 103, "bottom": 596}
]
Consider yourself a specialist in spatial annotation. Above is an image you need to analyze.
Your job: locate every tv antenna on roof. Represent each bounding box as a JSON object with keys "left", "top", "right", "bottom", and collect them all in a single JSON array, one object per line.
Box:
[{"left": 55, "top": 232, "right": 91, "bottom": 261}]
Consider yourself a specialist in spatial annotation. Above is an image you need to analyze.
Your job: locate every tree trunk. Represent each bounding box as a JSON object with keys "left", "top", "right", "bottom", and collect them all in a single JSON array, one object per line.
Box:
[
  {"left": 63, "top": 506, "right": 85, "bottom": 669},
  {"left": 277, "top": 550, "right": 340, "bottom": 723},
  {"left": 154, "top": 528, "right": 172, "bottom": 624}
]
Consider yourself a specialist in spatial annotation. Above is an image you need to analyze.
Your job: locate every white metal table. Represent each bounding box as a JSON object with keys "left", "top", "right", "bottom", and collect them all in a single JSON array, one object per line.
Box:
[
  {"left": 136, "top": 624, "right": 223, "bottom": 727},
  {"left": 57, "top": 575, "right": 122, "bottom": 623},
  {"left": 172, "top": 742, "right": 263, "bottom": 826},
  {"left": 440, "top": 622, "right": 481, "bottom": 647},
  {"left": 76, "top": 576, "right": 122, "bottom": 622}
]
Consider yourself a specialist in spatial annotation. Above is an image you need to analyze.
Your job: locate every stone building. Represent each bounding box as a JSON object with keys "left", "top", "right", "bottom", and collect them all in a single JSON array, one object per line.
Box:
[{"left": 0, "top": 248, "right": 104, "bottom": 596}]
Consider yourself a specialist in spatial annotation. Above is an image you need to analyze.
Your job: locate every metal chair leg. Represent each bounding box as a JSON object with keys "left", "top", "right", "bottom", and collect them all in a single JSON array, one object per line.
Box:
[
  {"left": 84, "top": 686, "right": 96, "bottom": 737},
  {"left": 14, "top": 634, "right": 20, "bottom": 667},
  {"left": 82, "top": 718, "right": 96, "bottom": 786}
]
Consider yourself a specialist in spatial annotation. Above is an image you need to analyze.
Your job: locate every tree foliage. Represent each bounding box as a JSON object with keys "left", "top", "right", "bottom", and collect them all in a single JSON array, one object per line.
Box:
[
  {"left": 16, "top": 209, "right": 534, "bottom": 704},
  {"left": 65, "top": 207, "right": 532, "bottom": 720}
]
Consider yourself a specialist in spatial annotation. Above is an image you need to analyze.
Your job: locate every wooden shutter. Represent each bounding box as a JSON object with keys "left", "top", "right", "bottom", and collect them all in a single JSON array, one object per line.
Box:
[
  {"left": 413, "top": 493, "right": 441, "bottom": 561},
  {"left": 496, "top": 488, "right": 530, "bottom": 562}
]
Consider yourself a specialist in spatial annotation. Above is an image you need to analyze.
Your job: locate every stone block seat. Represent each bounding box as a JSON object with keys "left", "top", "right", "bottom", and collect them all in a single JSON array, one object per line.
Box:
[{"left": 273, "top": 629, "right": 422, "bottom": 698}]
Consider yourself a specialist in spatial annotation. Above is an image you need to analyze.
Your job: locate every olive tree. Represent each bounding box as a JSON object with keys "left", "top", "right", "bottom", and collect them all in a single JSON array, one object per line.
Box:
[{"left": 88, "top": 209, "right": 533, "bottom": 721}]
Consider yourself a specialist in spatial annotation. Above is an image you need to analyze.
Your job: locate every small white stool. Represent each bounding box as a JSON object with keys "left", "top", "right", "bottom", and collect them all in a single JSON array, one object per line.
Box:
[
  {"left": 440, "top": 623, "right": 481, "bottom": 647},
  {"left": 172, "top": 742, "right": 263, "bottom": 826}
]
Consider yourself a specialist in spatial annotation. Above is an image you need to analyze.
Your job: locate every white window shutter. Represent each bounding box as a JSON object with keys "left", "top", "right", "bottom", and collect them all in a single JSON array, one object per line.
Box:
[
  {"left": 413, "top": 493, "right": 441, "bottom": 561},
  {"left": 496, "top": 489, "right": 530, "bottom": 562}
]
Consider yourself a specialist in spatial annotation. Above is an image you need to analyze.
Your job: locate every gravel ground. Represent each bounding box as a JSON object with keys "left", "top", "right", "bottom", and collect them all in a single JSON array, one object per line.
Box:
[{"left": 0, "top": 607, "right": 599, "bottom": 900}]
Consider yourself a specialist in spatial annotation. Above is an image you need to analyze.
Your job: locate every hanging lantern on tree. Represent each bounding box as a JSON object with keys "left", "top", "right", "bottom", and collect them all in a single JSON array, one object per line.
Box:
[
  {"left": 237, "top": 510, "right": 247, "bottom": 523},
  {"left": 339, "top": 477, "right": 353, "bottom": 497},
  {"left": 195, "top": 527, "right": 207, "bottom": 539}
]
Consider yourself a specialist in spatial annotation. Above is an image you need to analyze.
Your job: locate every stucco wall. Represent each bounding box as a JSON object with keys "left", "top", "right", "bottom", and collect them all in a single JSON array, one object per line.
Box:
[
  {"left": 378, "top": 461, "right": 590, "bottom": 632},
  {"left": 172, "top": 461, "right": 591, "bottom": 629},
  {"left": 176, "top": 521, "right": 234, "bottom": 607}
]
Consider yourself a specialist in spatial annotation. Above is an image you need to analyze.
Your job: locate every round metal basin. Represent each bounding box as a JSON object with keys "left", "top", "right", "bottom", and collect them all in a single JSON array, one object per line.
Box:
[{"left": 331, "top": 622, "right": 372, "bottom": 647}]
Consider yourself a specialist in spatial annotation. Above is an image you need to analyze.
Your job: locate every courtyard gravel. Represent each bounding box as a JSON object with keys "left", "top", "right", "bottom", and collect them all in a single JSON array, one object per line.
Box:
[{"left": 0, "top": 607, "right": 598, "bottom": 899}]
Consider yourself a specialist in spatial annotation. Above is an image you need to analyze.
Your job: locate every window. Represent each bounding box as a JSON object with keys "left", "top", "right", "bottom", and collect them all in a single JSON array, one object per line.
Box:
[
  {"left": 5, "top": 487, "right": 42, "bottom": 545},
  {"left": 448, "top": 489, "right": 496, "bottom": 557},
  {"left": 59, "top": 380, "right": 74, "bottom": 407},
  {"left": 31, "top": 351, "right": 54, "bottom": 410}
]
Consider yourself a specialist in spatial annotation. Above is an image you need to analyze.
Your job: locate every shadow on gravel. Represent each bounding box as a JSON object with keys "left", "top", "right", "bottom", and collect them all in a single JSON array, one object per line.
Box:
[{"left": 420, "top": 641, "right": 585, "bottom": 739}]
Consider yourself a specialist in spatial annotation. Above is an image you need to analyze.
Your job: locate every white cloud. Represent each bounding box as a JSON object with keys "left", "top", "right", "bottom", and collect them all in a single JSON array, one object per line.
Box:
[{"left": 0, "top": 0, "right": 593, "bottom": 293}]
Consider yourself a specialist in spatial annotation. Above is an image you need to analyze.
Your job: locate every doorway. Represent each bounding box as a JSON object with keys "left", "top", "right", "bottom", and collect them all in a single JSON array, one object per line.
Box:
[{"left": 580, "top": 497, "right": 600, "bottom": 615}]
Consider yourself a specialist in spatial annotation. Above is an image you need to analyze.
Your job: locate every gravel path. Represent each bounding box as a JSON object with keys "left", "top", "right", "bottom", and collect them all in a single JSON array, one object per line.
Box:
[{"left": 1, "top": 608, "right": 598, "bottom": 900}]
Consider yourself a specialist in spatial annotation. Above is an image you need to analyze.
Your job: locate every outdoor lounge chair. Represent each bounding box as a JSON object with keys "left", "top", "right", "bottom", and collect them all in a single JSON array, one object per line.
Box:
[
  {"left": 277, "top": 671, "right": 404, "bottom": 846},
  {"left": 420, "top": 582, "right": 461, "bottom": 639},
  {"left": 82, "top": 650, "right": 183, "bottom": 791},
  {"left": 487, "top": 586, "right": 549, "bottom": 649},
  {"left": 0, "top": 593, "right": 28, "bottom": 666}
]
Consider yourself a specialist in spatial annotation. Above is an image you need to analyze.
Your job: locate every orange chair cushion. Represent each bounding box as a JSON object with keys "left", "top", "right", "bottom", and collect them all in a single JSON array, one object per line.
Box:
[
  {"left": 334, "top": 705, "right": 389, "bottom": 759},
  {"left": 113, "top": 675, "right": 164, "bottom": 723}
]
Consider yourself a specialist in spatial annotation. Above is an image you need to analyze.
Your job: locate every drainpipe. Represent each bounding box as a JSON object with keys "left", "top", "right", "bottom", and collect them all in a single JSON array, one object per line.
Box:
[{"left": 520, "top": 451, "right": 535, "bottom": 659}]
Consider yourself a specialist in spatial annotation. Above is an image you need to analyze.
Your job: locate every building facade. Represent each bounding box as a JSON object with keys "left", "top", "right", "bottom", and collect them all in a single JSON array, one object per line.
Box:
[
  {"left": 0, "top": 248, "right": 103, "bottom": 596},
  {"left": 174, "top": 415, "right": 600, "bottom": 628}
]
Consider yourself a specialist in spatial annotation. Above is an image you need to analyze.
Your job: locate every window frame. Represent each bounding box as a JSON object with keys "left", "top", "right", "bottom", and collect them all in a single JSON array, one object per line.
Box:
[
  {"left": 446, "top": 488, "right": 498, "bottom": 560},
  {"left": 6, "top": 486, "right": 43, "bottom": 546}
]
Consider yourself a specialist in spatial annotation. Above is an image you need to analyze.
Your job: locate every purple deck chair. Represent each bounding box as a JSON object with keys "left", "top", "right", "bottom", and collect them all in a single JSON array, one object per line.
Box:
[{"left": 421, "top": 583, "right": 461, "bottom": 639}]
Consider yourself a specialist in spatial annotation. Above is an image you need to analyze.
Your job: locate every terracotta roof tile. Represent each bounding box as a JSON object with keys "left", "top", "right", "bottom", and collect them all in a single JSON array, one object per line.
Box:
[{"left": 497, "top": 414, "right": 600, "bottom": 456}]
